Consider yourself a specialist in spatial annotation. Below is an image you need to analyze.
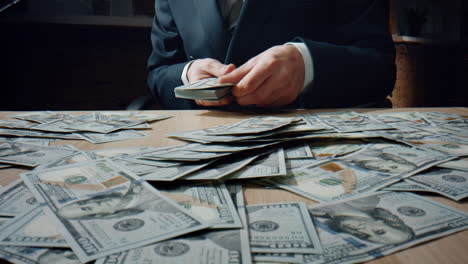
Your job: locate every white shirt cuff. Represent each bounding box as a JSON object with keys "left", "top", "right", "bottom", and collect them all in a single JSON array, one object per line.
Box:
[
  {"left": 181, "top": 61, "right": 195, "bottom": 85},
  {"left": 285, "top": 42, "right": 314, "bottom": 93}
]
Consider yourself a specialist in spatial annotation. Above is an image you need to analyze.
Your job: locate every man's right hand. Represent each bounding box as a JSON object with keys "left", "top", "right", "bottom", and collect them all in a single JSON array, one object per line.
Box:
[{"left": 187, "top": 59, "right": 236, "bottom": 107}]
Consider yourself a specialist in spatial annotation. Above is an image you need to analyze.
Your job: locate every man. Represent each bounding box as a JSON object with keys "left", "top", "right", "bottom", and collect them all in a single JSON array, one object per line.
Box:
[{"left": 148, "top": 0, "right": 395, "bottom": 109}]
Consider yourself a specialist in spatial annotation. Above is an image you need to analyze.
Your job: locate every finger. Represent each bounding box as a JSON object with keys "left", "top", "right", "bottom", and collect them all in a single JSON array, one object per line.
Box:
[
  {"left": 218, "top": 58, "right": 256, "bottom": 86},
  {"left": 235, "top": 76, "right": 275, "bottom": 106},
  {"left": 206, "top": 61, "right": 236, "bottom": 77}
]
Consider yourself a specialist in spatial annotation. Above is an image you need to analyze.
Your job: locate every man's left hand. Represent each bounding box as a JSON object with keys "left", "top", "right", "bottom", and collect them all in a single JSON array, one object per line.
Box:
[{"left": 218, "top": 45, "right": 305, "bottom": 107}]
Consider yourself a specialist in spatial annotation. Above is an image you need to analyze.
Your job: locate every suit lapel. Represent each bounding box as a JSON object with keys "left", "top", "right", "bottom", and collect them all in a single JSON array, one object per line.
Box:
[{"left": 193, "top": 0, "right": 230, "bottom": 61}]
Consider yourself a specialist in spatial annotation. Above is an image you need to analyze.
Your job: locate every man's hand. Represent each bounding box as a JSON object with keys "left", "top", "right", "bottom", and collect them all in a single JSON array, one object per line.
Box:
[
  {"left": 187, "top": 58, "right": 236, "bottom": 107},
  {"left": 218, "top": 45, "right": 305, "bottom": 107}
]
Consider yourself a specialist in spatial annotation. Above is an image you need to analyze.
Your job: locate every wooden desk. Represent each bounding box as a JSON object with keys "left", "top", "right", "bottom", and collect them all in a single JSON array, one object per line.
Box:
[{"left": 0, "top": 107, "right": 467, "bottom": 264}]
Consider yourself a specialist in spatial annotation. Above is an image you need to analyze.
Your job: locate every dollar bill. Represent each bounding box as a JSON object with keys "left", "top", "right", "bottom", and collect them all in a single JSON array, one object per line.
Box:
[
  {"left": 10, "top": 111, "right": 73, "bottom": 124},
  {"left": 437, "top": 157, "right": 468, "bottom": 171},
  {"left": 246, "top": 202, "right": 322, "bottom": 254},
  {"left": 89, "top": 147, "right": 158, "bottom": 159},
  {"left": 0, "top": 206, "right": 67, "bottom": 247},
  {"left": 21, "top": 159, "right": 209, "bottom": 262},
  {"left": 381, "top": 181, "right": 429, "bottom": 192},
  {"left": 34, "top": 150, "right": 95, "bottom": 171},
  {"left": 406, "top": 168, "right": 468, "bottom": 201},
  {"left": 182, "top": 153, "right": 259, "bottom": 180},
  {"left": 0, "top": 164, "right": 12, "bottom": 169},
  {"left": 76, "top": 130, "right": 146, "bottom": 144},
  {"left": 158, "top": 182, "right": 242, "bottom": 229},
  {"left": 206, "top": 116, "right": 299, "bottom": 136},
  {"left": 0, "top": 142, "right": 78, "bottom": 167},
  {"left": 308, "top": 139, "right": 366, "bottom": 159},
  {"left": 95, "top": 228, "right": 251, "bottom": 264},
  {"left": 60, "top": 112, "right": 147, "bottom": 134},
  {"left": 312, "top": 111, "right": 392, "bottom": 132},
  {"left": 174, "top": 77, "right": 234, "bottom": 100},
  {"left": 225, "top": 148, "right": 287, "bottom": 179},
  {"left": 110, "top": 157, "right": 161, "bottom": 176},
  {"left": 368, "top": 112, "right": 430, "bottom": 127},
  {"left": 0, "top": 137, "right": 51, "bottom": 146},
  {"left": 183, "top": 142, "right": 277, "bottom": 153},
  {"left": 284, "top": 142, "right": 313, "bottom": 159},
  {"left": 0, "top": 246, "right": 81, "bottom": 264},
  {"left": 97, "top": 112, "right": 172, "bottom": 123},
  {"left": 271, "top": 142, "right": 452, "bottom": 202},
  {"left": 141, "top": 144, "right": 232, "bottom": 161},
  {"left": 305, "top": 192, "right": 468, "bottom": 264},
  {"left": 0, "top": 128, "right": 81, "bottom": 140},
  {"left": 0, "top": 119, "right": 37, "bottom": 129},
  {"left": 373, "top": 125, "right": 468, "bottom": 156},
  {"left": 141, "top": 160, "right": 216, "bottom": 181},
  {"left": 31, "top": 119, "right": 79, "bottom": 133},
  {"left": 0, "top": 179, "right": 37, "bottom": 216}
]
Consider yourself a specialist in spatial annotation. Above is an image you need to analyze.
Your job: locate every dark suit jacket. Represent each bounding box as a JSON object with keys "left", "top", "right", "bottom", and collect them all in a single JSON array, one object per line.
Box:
[{"left": 147, "top": 0, "right": 396, "bottom": 109}]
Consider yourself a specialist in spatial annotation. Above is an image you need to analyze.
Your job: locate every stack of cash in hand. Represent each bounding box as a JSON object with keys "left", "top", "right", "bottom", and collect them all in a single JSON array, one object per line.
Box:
[
  {"left": 0, "top": 111, "right": 172, "bottom": 144},
  {"left": 0, "top": 111, "right": 467, "bottom": 264},
  {"left": 174, "top": 77, "right": 235, "bottom": 101}
]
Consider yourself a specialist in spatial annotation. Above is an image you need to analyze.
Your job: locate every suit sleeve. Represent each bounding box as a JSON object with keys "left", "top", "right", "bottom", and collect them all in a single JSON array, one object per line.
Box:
[
  {"left": 147, "top": 0, "right": 195, "bottom": 109},
  {"left": 297, "top": 0, "right": 395, "bottom": 108}
]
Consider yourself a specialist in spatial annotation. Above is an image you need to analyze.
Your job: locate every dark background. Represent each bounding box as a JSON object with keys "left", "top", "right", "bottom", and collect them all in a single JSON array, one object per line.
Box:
[{"left": 0, "top": 0, "right": 467, "bottom": 110}]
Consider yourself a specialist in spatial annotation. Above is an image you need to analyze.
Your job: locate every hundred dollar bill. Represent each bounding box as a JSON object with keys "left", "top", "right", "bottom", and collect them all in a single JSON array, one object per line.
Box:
[
  {"left": 97, "top": 111, "right": 173, "bottom": 123},
  {"left": 312, "top": 111, "right": 392, "bottom": 132},
  {"left": 286, "top": 158, "right": 323, "bottom": 171},
  {"left": 271, "top": 143, "right": 452, "bottom": 202},
  {"left": 95, "top": 228, "right": 252, "bottom": 264},
  {"left": 368, "top": 112, "right": 430, "bottom": 127},
  {"left": 206, "top": 116, "right": 299, "bottom": 135},
  {"left": 110, "top": 157, "right": 161, "bottom": 176},
  {"left": 252, "top": 252, "right": 304, "bottom": 263},
  {"left": 381, "top": 181, "right": 429, "bottom": 192},
  {"left": 247, "top": 202, "right": 322, "bottom": 254},
  {"left": 0, "top": 119, "right": 36, "bottom": 129},
  {"left": 34, "top": 150, "right": 96, "bottom": 171},
  {"left": 141, "top": 144, "right": 232, "bottom": 161},
  {"left": 142, "top": 160, "right": 216, "bottom": 181},
  {"left": 308, "top": 139, "right": 366, "bottom": 159},
  {"left": 437, "top": 157, "right": 468, "bottom": 171},
  {"left": 60, "top": 112, "right": 147, "bottom": 134},
  {"left": 0, "top": 137, "right": 51, "bottom": 146},
  {"left": 183, "top": 142, "right": 277, "bottom": 153},
  {"left": 0, "top": 179, "right": 37, "bottom": 216},
  {"left": 21, "top": 159, "right": 209, "bottom": 262},
  {"left": 284, "top": 142, "right": 313, "bottom": 159},
  {"left": 305, "top": 192, "right": 468, "bottom": 264},
  {"left": 0, "top": 217, "right": 11, "bottom": 227},
  {"left": 121, "top": 157, "right": 182, "bottom": 168},
  {"left": 420, "top": 111, "right": 467, "bottom": 127},
  {"left": 373, "top": 125, "right": 468, "bottom": 156},
  {"left": 31, "top": 119, "right": 79, "bottom": 133},
  {"left": 76, "top": 130, "right": 146, "bottom": 144},
  {"left": 10, "top": 111, "right": 73, "bottom": 124},
  {"left": 0, "top": 142, "right": 78, "bottom": 167},
  {"left": 0, "top": 206, "right": 67, "bottom": 247},
  {"left": 89, "top": 147, "right": 157, "bottom": 159},
  {"left": 0, "top": 128, "right": 81, "bottom": 140},
  {"left": 0, "top": 164, "right": 12, "bottom": 169},
  {"left": 406, "top": 168, "right": 468, "bottom": 201},
  {"left": 0, "top": 246, "right": 81, "bottom": 264},
  {"left": 183, "top": 153, "right": 259, "bottom": 180},
  {"left": 158, "top": 182, "right": 242, "bottom": 229},
  {"left": 168, "top": 124, "right": 278, "bottom": 144},
  {"left": 225, "top": 148, "right": 287, "bottom": 179}
]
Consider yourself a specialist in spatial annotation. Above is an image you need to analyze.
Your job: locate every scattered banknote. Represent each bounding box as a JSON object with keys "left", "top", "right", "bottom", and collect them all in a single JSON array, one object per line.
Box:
[
  {"left": 225, "top": 148, "right": 287, "bottom": 179},
  {"left": 437, "top": 157, "right": 468, "bottom": 171},
  {"left": 312, "top": 111, "right": 393, "bottom": 132},
  {"left": 0, "top": 142, "right": 78, "bottom": 167},
  {"left": 0, "top": 179, "right": 37, "bottom": 216},
  {"left": 174, "top": 77, "right": 234, "bottom": 101},
  {"left": 141, "top": 144, "right": 232, "bottom": 161},
  {"left": 206, "top": 116, "right": 299, "bottom": 136},
  {"left": 0, "top": 137, "right": 51, "bottom": 146},
  {"left": 0, "top": 128, "right": 81, "bottom": 140},
  {"left": 0, "top": 246, "right": 81, "bottom": 264},
  {"left": 271, "top": 142, "right": 452, "bottom": 202},
  {"left": 246, "top": 202, "right": 322, "bottom": 254},
  {"left": 142, "top": 160, "right": 216, "bottom": 181},
  {"left": 0, "top": 119, "right": 37, "bottom": 129},
  {"left": 283, "top": 142, "right": 313, "bottom": 159},
  {"left": 381, "top": 181, "right": 430, "bottom": 192},
  {"left": 306, "top": 192, "right": 468, "bottom": 264},
  {"left": 157, "top": 182, "right": 242, "bottom": 229},
  {"left": 252, "top": 252, "right": 304, "bottom": 263},
  {"left": 21, "top": 159, "right": 209, "bottom": 262},
  {"left": 405, "top": 168, "right": 468, "bottom": 201},
  {"left": 0, "top": 206, "right": 68, "bottom": 247},
  {"left": 76, "top": 130, "right": 146, "bottom": 144},
  {"left": 10, "top": 111, "right": 73, "bottom": 124}
]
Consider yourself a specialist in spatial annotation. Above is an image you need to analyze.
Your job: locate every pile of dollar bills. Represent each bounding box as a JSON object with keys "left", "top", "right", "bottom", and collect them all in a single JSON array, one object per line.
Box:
[{"left": 0, "top": 111, "right": 467, "bottom": 264}]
